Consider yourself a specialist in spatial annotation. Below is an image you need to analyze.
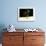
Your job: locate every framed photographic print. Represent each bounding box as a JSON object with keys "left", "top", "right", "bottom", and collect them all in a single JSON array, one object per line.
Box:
[{"left": 18, "top": 7, "right": 35, "bottom": 21}]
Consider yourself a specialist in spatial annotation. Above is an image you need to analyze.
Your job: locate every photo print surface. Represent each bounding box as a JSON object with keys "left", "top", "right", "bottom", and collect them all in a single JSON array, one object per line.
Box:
[{"left": 19, "top": 9, "right": 33, "bottom": 17}]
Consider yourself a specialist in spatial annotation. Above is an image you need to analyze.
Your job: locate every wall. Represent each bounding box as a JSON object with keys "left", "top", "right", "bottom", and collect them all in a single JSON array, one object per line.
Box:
[{"left": 0, "top": 0, "right": 46, "bottom": 29}]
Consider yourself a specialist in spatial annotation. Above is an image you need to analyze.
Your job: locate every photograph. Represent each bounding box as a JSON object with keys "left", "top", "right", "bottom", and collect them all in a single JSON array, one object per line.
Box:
[
  {"left": 18, "top": 7, "right": 35, "bottom": 21},
  {"left": 20, "top": 9, "right": 33, "bottom": 17}
]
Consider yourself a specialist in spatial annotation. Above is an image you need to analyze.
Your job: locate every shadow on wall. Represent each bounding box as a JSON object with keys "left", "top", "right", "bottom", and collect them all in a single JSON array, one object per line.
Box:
[{"left": 0, "top": 24, "right": 7, "bottom": 43}]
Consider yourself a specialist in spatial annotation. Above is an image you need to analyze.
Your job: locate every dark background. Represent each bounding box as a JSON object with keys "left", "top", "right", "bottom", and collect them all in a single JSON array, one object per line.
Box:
[{"left": 20, "top": 9, "right": 33, "bottom": 17}]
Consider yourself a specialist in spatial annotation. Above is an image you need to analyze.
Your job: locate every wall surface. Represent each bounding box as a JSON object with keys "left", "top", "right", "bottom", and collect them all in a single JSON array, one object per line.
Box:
[{"left": 0, "top": 0, "right": 46, "bottom": 30}]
